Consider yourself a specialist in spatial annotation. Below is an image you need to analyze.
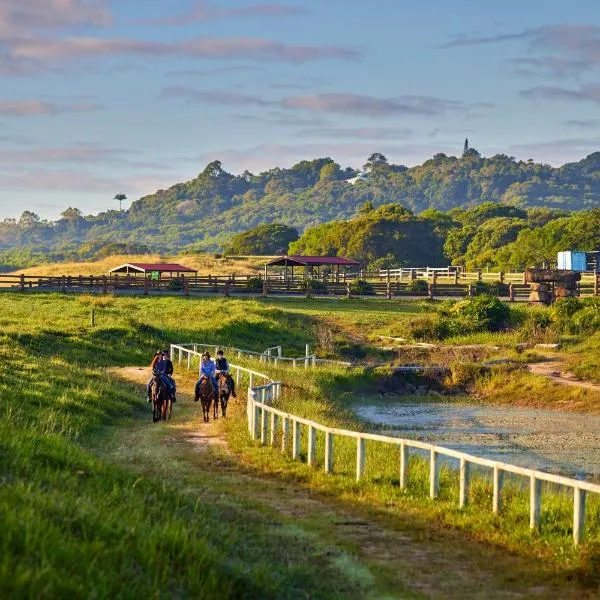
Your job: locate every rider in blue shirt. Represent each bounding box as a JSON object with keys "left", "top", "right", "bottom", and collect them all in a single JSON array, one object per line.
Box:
[{"left": 197, "top": 351, "right": 218, "bottom": 401}]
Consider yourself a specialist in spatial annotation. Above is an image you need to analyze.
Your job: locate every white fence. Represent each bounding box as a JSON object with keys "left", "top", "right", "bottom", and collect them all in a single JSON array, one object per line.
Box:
[{"left": 170, "top": 343, "right": 599, "bottom": 547}]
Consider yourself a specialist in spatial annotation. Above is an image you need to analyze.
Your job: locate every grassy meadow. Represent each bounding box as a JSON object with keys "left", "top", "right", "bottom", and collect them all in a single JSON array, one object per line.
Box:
[{"left": 1, "top": 292, "right": 600, "bottom": 598}]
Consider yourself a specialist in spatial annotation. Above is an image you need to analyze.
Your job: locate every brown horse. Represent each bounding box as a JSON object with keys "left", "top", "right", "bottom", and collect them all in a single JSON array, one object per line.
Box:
[
  {"left": 150, "top": 373, "right": 171, "bottom": 422},
  {"left": 194, "top": 376, "right": 213, "bottom": 422},
  {"left": 217, "top": 373, "right": 233, "bottom": 418}
]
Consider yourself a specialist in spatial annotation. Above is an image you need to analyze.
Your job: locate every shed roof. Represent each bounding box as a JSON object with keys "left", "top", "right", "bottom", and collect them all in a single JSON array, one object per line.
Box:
[
  {"left": 266, "top": 255, "right": 360, "bottom": 268},
  {"left": 108, "top": 262, "right": 197, "bottom": 274}
]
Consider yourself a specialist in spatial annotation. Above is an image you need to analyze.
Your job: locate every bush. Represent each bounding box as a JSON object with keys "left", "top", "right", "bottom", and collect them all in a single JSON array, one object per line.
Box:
[
  {"left": 408, "top": 316, "right": 450, "bottom": 341},
  {"left": 167, "top": 278, "right": 184, "bottom": 291},
  {"left": 246, "top": 277, "right": 263, "bottom": 291},
  {"left": 405, "top": 279, "right": 429, "bottom": 294},
  {"left": 518, "top": 310, "right": 556, "bottom": 342},
  {"left": 350, "top": 280, "right": 375, "bottom": 295},
  {"left": 571, "top": 305, "right": 600, "bottom": 334},
  {"left": 303, "top": 279, "right": 328, "bottom": 294},
  {"left": 451, "top": 362, "right": 491, "bottom": 387},
  {"left": 473, "top": 281, "right": 509, "bottom": 297},
  {"left": 449, "top": 295, "right": 510, "bottom": 332}
]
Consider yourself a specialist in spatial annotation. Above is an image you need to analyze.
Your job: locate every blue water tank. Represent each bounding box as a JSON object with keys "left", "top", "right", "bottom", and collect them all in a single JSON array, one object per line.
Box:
[{"left": 557, "top": 251, "right": 587, "bottom": 271}]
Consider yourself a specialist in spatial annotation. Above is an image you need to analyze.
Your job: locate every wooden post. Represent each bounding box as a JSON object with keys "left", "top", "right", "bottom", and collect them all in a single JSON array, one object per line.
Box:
[
  {"left": 91, "top": 308, "right": 95, "bottom": 328},
  {"left": 530, "top": 476, "right": 542, "bottom": 530},
  {"left": 430, "top": 450, "right": 440, "bottom": 499},
  {"left": 356, "top": 437, "right": 366, "bottom": 482},
  {"left": 325, "top": 432, "right": 333, "bottom": 474},
  {"left": 270, "top": 413, "right": 278, "bottom": 446},
  {"left": 400, "top": 441, "right": 409, "bottom": 489},
  {"left": 144, "top": 277, "right": 149, "bottom": 296},
  {"left": 308, "top": 426, "right": 316, "bottom": 466},
  {"left": 595, "top": 274, "right": 599, "bottom": 297},
  {"left": 20, "top": 274, "right": 25, "bottom": 291},
  {"left": 428, "top": 282, "right": 434, "bottom": 300},
  {"left": 305, "top": 278, "right": 312, "bottom": 299},
  {"left": 477, "top": 269, "right": 482, "bottom": 282},
  {"left": 499, "top": 271, "right": 505, "bottom": 283},
  {"left": 236, "top": 367, "right": 241, "bottom": 387},
  {"left": 573, "top": 487, "right": 587, "bottom": 546},
  {"left": 281, "top": 417, "right": 289, "bottom": 453},
  {"left": 61, "top": 276, "right": 66, "bottom": 293},
  {"left": 493, "top": 466, "right": 504, "bottom": 514},
  {"left": 346, "top": 281, "right": 352, "bottom": 299},
  {"left": 453, "top": 270, "right": 459, "bottom": 285},
  {"left": 102, "top": 275, "right": 107, "bottom": 294},
  {"left": 509, "top": 283, "right": 515, "bottom": 302},
  {"left": 262, "top": 278, "right": 268, "bottom": 297},
  {"left": 184, "top": 280, "right": 190, "bottom": 297},
  {"left": 459, "top": 458, "right": 470, "bottom": 508},
  {"left": 292, "top": 420, "right": 301, "bottom": 459}
]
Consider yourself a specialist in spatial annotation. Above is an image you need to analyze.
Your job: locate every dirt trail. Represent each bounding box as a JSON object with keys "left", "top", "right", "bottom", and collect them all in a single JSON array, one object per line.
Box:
[
  {"left": 528, "top": 360, "right": 600, "bottom": 391},
  {"left": 110, "top": 367, "right": 590, "bottom": 600}
]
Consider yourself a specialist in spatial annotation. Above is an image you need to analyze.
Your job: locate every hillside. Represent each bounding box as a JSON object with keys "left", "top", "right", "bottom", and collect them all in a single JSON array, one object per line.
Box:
[{"left": 3, "top": 149, "right": 600, "bottom": 266}]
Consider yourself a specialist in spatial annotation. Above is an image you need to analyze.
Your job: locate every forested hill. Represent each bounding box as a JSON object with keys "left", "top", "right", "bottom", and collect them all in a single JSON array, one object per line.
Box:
[{"left": 4, "top": 149, "right": 600, "bottom": 261}]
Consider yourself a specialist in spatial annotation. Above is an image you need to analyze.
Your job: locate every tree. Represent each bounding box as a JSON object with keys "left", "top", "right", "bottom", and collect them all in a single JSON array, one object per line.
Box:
[
  {"left": 60, "top": 207, "right": 83, "bottom": 220},
  {"left": 363, "top": 153, "right": 388, "bottom": 172},
  {"left": 18, "top": 211, "right": 40, "bottom": 227},
  {"left": 114, "top": 193, "right": 127, "bottom": 211},
  {"left": 358, "top": 201, "right": 375, "bottom": 216},
  {"left": 463, "top": 138, "right": 469, "bottom": 156},
  {"left": 223, "top": 223, "right": 299, "bottom": 255}
]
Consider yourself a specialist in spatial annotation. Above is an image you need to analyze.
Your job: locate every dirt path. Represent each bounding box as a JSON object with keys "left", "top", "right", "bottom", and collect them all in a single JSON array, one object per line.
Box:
[
  {"left": 108, "top": 367, "right": 591, "bottom": 600},
  {"left": 528, "top": 360, "right": 600, "bottom": 391}
]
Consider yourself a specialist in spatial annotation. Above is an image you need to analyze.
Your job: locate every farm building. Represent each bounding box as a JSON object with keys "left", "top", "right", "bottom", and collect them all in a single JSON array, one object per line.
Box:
[
  {"left": 265, "top": 255, "right": 360, "bottom": 282},
  {"left": 107, "top": 263, "right": 197, "bottom": 279}
]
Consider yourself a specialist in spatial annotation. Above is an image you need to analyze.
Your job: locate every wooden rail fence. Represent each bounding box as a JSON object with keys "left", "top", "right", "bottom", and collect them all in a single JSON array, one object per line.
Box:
[{"left": 171, "top": 342, "right": 600, "bottom": 547}]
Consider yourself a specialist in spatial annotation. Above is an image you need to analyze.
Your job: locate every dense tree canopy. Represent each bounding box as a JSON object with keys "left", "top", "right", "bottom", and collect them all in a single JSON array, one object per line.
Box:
[{"left": 223, "top": 223, "right": 299, "bottom": 255}]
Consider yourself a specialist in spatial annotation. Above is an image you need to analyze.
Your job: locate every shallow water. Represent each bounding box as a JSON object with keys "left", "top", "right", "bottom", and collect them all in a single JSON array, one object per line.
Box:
[{"left": 355, "top": 401, "right": 600, "bottom": 482}]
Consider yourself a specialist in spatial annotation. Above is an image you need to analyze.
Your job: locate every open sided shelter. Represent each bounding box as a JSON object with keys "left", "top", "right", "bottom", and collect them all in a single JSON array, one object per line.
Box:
[
  {"left": 264, "top": 255, "right": 360, "bottom": 282},
  {"left": 107, "top": 263, "right": 197, "bottom": 279}
]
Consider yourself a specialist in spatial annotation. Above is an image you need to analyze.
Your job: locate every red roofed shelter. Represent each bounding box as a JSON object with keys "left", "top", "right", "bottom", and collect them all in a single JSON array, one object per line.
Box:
[
  {"left": 107, "top": 262, "right": 197, "bottom": 280},
  {"left": 264, "top": 255, "right": 360, "bottom": 283}
]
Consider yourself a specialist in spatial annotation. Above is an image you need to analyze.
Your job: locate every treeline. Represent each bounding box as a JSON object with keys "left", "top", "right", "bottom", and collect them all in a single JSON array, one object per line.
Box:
[{"left": 3, "top": 148, "right": 600, "bottom": 268}]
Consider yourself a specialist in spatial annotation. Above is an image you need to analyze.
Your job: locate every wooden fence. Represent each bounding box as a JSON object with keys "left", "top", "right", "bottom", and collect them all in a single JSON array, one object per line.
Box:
[
  {"left": 1, "top": 270, "right": 598, "bottom": 300},
  {"left": 171, "top": 342, "right": 599, "bottom": 547}
]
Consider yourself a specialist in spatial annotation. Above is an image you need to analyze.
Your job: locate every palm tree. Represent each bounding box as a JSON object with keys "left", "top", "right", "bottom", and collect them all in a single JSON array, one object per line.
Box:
[{"left": 114, "top": 193, "right": 127, "bottom": 212}]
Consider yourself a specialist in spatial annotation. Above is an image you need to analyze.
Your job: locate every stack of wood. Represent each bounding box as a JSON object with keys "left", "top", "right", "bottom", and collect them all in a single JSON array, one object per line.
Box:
[{"left": 525, "top": 269, "right": 581, "bottom": 304}]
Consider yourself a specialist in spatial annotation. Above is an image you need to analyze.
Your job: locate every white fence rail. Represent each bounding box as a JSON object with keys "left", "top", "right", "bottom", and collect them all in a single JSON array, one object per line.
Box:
[{"left": 171, "top": 342, "right": 599, "bottom": 547}]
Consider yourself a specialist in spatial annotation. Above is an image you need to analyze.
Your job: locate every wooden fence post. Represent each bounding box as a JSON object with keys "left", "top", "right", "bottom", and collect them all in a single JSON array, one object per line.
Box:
[
  {"left": 477, "top": 269, "right": 482, "bottom": 282},
  {"left": 308, "top": 426, "right": 316, "bottom": 466},
  {"left": 595, "top": 274, "right": 599, "bottom": 297},
  {"left": 20, "top": 274, "right": 25, "bottom": 291},
  {"left": 459, "top": 458, "right": 470, "bottom": 508},
  {"left": 325, "top": 432, "right": 333, "bottom": 474},
  {"left": 102, "top": 276, "right": 107, "bottom": 294},
  {"left": 573, "top": 487, "right": 587, "bottom": 546},
  {"left": 292, "top": 420, "right": 301, "bottom": 459},
  {"left": 453, "top": 271, "right": 459, "bottom": 285},
  {"left": 493, "top": 466, "right": 504, "bottom": 514},
  {"left": 270, "top": 413, "right": 278, "bottom": 446},
  {"left": 281, "top": 418, "right": 289, "bottom": 453},
  {"left": 263, "top": 278, "right": 268, "bottom": 297},
  {"left": 400, "top": 441, "right": 409, "bottom": 489},
  {"left": 509, "top": 283, "right": 515, "bottom": 302},
  {"left": 530, "top": 476, "right": 542, "bottom": 530},
  {"left": 356, "top": 437, "right": 366, "bottom": 482},
  {"left": 430, "top": 450, "right": 440, "bottom": 499},
  {"left": 346, "top": 281, "right": 352, "bottom": 299}
]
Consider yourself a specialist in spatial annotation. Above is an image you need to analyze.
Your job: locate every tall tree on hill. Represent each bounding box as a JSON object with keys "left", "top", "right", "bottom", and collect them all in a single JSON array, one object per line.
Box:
[
  {"left": 114, "top": 193, "right": 127, "bottom": 212},
  {"left": 463, "top": 138, "right": 469, "bottom": 157}
]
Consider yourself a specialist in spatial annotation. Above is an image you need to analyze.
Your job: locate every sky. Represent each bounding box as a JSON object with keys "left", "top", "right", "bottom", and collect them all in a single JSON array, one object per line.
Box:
[{"left": 2, "top": 0, "right": 600, "bottom": 219}]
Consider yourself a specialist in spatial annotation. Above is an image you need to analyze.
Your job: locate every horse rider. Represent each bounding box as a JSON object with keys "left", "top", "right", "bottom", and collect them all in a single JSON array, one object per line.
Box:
[
  {"left": 215, "top": 349, "right": 236, "bottom": 398},
  {"left": 147, "top": 350, "right": 161, "bottom": 402},
  {"left": 154, "top": 349, "right": 177, "bottom": 402},
  {"left": 197, "top": 351, "right": 218, "bottom": 402}
]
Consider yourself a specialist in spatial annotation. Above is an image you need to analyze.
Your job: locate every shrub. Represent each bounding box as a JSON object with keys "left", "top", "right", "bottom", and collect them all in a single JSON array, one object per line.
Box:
[
  {"left": 473, "top": 281, "right": 508, "bottom": 297},
  {"left": 350, "top": 280, "right": 375, "bottom": 295},
  {"left": 518, "top": 310, "right": 556, "bottom": 342},
  {"left": 408, "top": 316, "right": 451, "bottom": 341},
  {"left": 449, "top": 295, "right": 510, "bottom": 332},
  {"left": 571, "top": 305, "right": 600, "bottom": 334},
  {"left": 246, "top": 277, "right": 263, "bottom": 291},
  {"left": 451, "top": 361, "right": 491, "bottom": 387},
  {"left": 167, "top": 278, "right": 184, "bottom": 291},
  {"left": 405, "top": 279, "right": 429, "bottom": 294},
  {"left": 303, "top": 279, "right": 328, "bottom": 294}
]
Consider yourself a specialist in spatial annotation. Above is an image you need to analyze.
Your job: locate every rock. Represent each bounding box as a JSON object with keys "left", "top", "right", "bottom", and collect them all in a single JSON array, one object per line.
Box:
[
  {"left": 534, "top": 343, "right": 561, "bottom": 350},
  {"left": 554, "top": 287, "right": 578, "bottom": 298},
  {"left": 530, "top": 282, "right": 551, "bottom": 292},
  {"left": 529, "top": 291, "right": 553, "bottom": 304}
]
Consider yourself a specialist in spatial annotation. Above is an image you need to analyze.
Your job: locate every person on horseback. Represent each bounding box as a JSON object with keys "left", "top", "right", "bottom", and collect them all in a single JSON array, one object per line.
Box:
[
  {"left": 147, "top": 350, "right": 162, "bottom": 402},
  {"left": 215, "top": 349, "right": 236, "bottom": 398},
  {"left": 197, "top": 351, "right": 218, "bottom": 402},
  {"left": 155, "top": 350, "right": 177, "bottom": 402}
]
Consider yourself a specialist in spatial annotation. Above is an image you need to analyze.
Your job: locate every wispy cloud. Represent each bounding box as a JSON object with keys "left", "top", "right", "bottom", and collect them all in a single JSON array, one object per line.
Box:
[
  {"left": 7, "top": 36, "right": 360, "bottom": 67},
  {"left": 161, "top": 86, "right": 273, "bottom": 106},
  {"left": 0, "top": 99, "right": 103, "bottom": 117},
  {"left": 508, "top": 57, "right": 591, "bottom": 78},
  {"left": 521, "top": 84, "right": 600, "bottom": 104},
  {"left": 297, "top": 127, "right": 414, "bottom": 140},
  {"left": 564, "top": 119, "right": 600, "bottom": 129},
  {"left": 137, "top": 1, "right": 308, "bottom": 27}
]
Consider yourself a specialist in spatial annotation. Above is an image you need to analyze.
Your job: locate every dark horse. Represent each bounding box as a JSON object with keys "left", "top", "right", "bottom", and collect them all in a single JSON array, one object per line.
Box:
[
  {"left": 150, "top": 373, "right": 172, "bottom": 423},
  {"left": 194, "top": 376, "right": 214, "bottom": 423},
  {"left": 217, "top": 373, "right": 233, "bottom": 418}
]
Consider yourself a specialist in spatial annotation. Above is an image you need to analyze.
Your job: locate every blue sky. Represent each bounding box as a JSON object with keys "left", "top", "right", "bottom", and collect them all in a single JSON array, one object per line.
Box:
[{"left": 2, "top": 0, "right": 600, "bottom": 219}]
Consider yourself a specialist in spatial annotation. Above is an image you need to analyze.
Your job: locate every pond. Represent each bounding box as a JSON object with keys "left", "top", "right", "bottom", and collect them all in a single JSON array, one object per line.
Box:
[{"left": 355, "top": 400, "right": 600, "bottom": 482}]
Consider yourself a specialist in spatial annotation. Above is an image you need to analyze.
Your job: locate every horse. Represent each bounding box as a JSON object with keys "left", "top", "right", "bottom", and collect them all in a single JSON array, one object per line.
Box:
[
  {"left": 217, "top": 372, "right": 233, "bottom": 418},
  {"left": 195, "top": 375, "right": 214, "bottom": 423},
  {"left": 150, "top": 373, "right": 171, "bottom": 423}
]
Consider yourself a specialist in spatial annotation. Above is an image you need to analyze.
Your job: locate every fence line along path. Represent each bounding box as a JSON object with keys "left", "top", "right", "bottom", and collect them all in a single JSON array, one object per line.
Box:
[{"left": 172, "top": 342, "right": 599, "bottom": 547}]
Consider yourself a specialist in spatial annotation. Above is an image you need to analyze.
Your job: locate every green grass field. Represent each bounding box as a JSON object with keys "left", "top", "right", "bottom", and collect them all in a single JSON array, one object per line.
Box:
[{"left": 2, "top": 293, "right": 600, "bottom": 598}]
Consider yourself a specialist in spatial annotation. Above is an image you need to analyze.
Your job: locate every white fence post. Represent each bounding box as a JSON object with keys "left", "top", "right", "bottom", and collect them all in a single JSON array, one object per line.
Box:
[
  {"left": 308, "top": 426, "right": 316, "bottom": 466},
  {"left": 236, "top": 367, "right": 241, "bottom": 387},
  {"left": 459, "top": 458, "right": 470, "bottom": 508},
  {"left": 253, "top": 405, "right": 260, "bottom": 440},
  {"left": 260, "top": 408, "right": 268, "bottom": 445},
  {"left": 281, "top": 417, "right": 289, "bottom": 453},
  {"left": 292, "top": 420, "right": 301, "bottom": 459},
  {"left": 187, "top": 351, "right": 191, "bottom": 370},
  {"left": 270, "top": 413, "right": 278, "bottom": 446},
  {"left": 574, "top": 487, "right": 587, "bottom": 546},
  {"left": 493, "top": 466, "right": 504, "bottom": 514},
  {"left": 356, "top": 437, "right": 366, "bottom": 482},
  {"left": 325, "top": 431, "right": 333, "bottom": 474},
  {"left": 400, "top": 441, "right": 409, "bottom": 489},
  {"left": 530, "top": 476, "right": 542, "bottom": 530},
  {"left": 430, "top": 450, "right": 440, "bottom": 499}
]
